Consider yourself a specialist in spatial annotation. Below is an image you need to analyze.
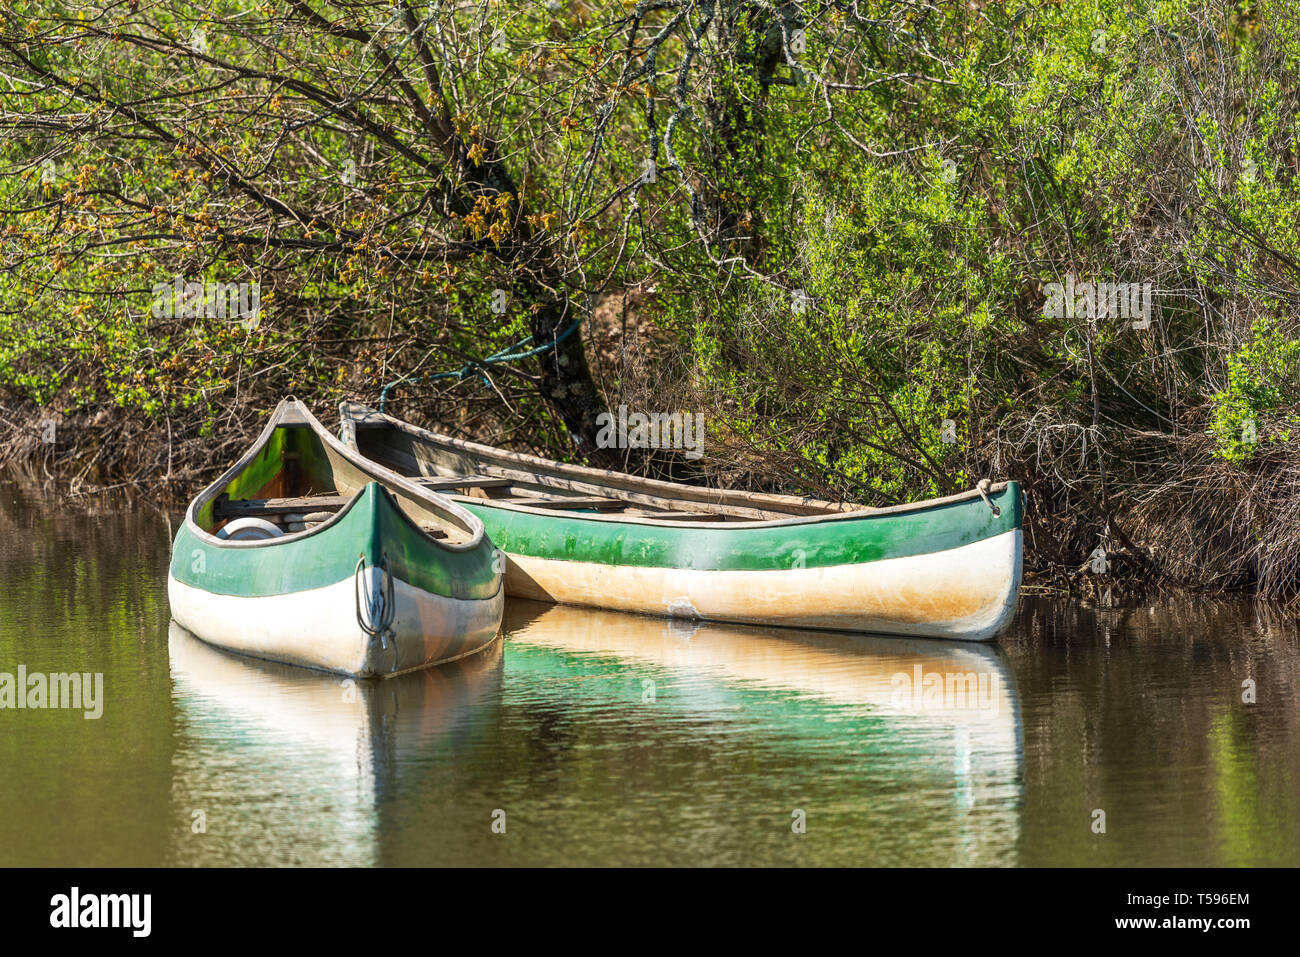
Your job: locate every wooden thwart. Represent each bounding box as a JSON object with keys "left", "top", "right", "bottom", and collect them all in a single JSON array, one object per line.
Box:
[
  {"left": 411, "top": 473, "right": 511, "bottom": 491},
  {"left": 490, "top": 490, "right": 730, "bottom": 520},
  {"left": 214, "top": 475, "right": 511, "bottom": 518},
  {"left": 499, "top": 493, "right": 625, "bottom": 510},
  {"left": 214, "top": 495, "right": 449, "bottom": 540},
  {"left": 632, "top": 509, "right": 726, "bottom": 522},
  {"left": 215, "top": 494, "right": 348, "bottom": 518}
]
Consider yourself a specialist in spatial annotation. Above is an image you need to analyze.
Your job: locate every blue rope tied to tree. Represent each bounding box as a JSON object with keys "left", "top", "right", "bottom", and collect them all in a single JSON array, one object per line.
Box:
[{"left": 378, "top": 312, "right": 584, "bottom": 412}]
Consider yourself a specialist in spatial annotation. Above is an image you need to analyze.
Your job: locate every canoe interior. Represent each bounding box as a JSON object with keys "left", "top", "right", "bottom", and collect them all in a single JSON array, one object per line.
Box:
[
  {"left": 198, "top": 411, "right": 472, "bottom": 543},
  {"left": 349, "top": 423, "right": 799, "bottom": 522},
  {"left": 343, "top": 403, "right": 1011, "bottom": 525}
]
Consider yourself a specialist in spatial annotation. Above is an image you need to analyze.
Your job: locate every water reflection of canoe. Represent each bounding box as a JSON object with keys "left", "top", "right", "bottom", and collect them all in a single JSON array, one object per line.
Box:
[
  {"left": 501, "top": 605, "right": 1019, "bottom": 868},
  {"left": 505, "top": 601, "right": 1020, "bottom": 737},
  {"left": 167, "top": 621, "right": 503, "bottom": 865},
  {"left": 340, "top": 402, "right": 1023, "bottom": 641},
  {"left": 503, "top": 602, "right": 1022, "bottom": 864}
]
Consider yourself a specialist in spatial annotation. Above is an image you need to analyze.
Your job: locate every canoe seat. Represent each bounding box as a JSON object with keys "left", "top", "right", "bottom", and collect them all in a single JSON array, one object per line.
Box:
[
  {"left": 499, "top": 493, "right": 626, "bottom": 510},
  {"left": 215, "top": 495, "right": 349, "bottom": 518},
  {"left": 631, "top": 509, "right": 728, "bottom": 522},
  {"left": 214, "top": 496, "right": 450, "bottom": 540},
  {"left": 411, "top": 474, "right": 511, "bottom": 491},
  {"left": 493, "top": 490, "right": 731, "bottom": 520}
]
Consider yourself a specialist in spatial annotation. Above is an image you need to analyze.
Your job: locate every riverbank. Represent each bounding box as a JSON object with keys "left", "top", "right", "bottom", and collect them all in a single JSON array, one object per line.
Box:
[{"left": 4, "top": 392, "right": 1299, "bottom": 606}]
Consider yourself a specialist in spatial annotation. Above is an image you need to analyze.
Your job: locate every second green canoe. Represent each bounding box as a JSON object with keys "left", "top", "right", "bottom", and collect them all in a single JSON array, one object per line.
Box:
[{"left": 339, "top": 401, "right": 1023, "bottom": 642}]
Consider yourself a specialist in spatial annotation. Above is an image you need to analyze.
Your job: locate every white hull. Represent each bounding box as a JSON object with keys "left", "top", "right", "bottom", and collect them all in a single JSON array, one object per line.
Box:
[
  {"left": 503, "top": 529, "right": 1022, "bottom": 642},
  {"left": 168, "top": 574, "right": 504, "bottom": 677}
]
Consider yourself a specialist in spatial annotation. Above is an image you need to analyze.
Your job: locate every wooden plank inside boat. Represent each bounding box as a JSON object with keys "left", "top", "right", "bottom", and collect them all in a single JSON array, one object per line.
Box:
[
  {"left": 215, "top": 494, "right": 349, "bottom": 517},
  {"left": 498, "top": 493, "right": 626, "bottom": 510},
  {"left": 410, "top": 474, "right": 511, "bottom": 491},
  {"left": 350, "top": 432, "right": 793, "bottom": 520}
]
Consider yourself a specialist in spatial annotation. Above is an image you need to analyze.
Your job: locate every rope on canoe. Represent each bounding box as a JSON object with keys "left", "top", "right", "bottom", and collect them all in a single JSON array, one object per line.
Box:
[
  {"left": 377, "top": 312, "right": 585, "bottom": 413},
  {"left": 355, "top": 553, "right": 396, "bottom": 660},
  {"left": 976, "top": 478, "right": 1002, "bottom": 517}
]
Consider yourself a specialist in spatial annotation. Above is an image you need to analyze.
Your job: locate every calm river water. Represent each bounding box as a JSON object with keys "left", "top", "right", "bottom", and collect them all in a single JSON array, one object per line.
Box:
[{"left": 1, "top": 477, "right": 1297, "bottom": 866}]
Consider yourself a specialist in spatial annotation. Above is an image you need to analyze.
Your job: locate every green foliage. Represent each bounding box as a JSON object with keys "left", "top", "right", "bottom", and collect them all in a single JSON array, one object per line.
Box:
[
  {"left": 675, "top": 155, "right": 1019, "bottom": 499},
  {"left": 3, "top": 0, "right": 1300, "bottom": 594},
  {"left": 1208, "top": 318, "right": 1300, "bottom": 461}
]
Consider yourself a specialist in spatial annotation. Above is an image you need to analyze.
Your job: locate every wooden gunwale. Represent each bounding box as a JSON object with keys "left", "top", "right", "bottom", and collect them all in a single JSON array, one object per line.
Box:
[{"left": 340, "top": 401, "right": 1011, "bottom": 531}]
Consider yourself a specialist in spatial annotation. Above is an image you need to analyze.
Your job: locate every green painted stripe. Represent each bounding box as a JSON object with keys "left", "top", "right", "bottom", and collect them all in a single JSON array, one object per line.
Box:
[
  {"left": 172, "top": 482, "right": 500, "bottom": 600},
  {"left": 465, "top": 482, "right": 1021, "bottom": 572}
]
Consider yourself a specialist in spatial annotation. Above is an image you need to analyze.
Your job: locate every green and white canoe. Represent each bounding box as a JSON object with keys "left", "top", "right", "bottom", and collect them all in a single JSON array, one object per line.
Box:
[
  {"left": 338, "top": 402, "right": 1023, "bottom": 642},
  {"left": 168, "top": 398, "right": 504, "bottom": 677}
]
